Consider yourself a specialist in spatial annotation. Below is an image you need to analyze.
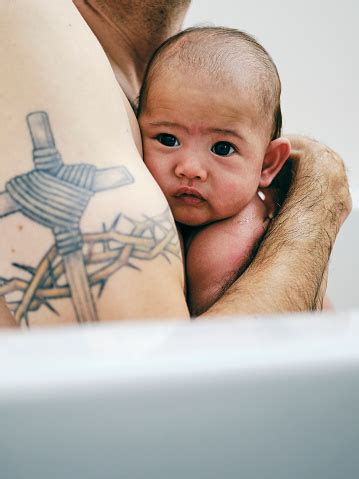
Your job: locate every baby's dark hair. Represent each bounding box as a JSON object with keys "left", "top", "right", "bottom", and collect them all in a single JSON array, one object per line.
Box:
[{"left": 137, "top": 26, "right": 283, "bottom": 140}]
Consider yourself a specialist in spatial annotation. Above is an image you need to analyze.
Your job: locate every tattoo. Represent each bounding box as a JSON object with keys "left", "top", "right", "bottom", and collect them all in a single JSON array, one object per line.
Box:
[{"left": 0, "top": 112, "right": 180, "bottom": 326}]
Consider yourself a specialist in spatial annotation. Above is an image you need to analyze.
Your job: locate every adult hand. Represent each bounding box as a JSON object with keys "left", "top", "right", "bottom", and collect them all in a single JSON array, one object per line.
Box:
[{"left": 287, "top": 135, "right": 351, "bottom": 231}]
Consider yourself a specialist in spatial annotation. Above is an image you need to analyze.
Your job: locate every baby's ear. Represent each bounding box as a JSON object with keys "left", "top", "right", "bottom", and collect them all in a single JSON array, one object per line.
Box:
[{"left": 259, "top": 137, "right": 291, "bottom": 188}]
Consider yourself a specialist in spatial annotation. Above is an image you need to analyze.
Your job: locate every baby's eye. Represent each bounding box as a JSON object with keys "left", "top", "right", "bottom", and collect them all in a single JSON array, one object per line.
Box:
[
  {"left": 211, "top": 141, "right": 235, "bottom": 156},
  {"left": 156, "top": 134, "right": 179, "bottom": 147}
]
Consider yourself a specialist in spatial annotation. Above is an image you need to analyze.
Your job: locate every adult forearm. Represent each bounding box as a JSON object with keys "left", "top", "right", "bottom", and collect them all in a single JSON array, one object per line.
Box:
[{"left": 203, "top": 137, "right": 351, "bottom": 316}]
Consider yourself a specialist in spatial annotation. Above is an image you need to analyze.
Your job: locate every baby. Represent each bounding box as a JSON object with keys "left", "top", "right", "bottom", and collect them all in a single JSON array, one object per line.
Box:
[{"left": 137, "top": 27, "right": 291, "bottom": 315}]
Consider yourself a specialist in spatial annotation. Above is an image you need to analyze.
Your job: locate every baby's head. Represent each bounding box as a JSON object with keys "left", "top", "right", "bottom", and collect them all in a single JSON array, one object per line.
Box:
[{"left": 138, "top": 27, "right": 290, "bottom": 226}]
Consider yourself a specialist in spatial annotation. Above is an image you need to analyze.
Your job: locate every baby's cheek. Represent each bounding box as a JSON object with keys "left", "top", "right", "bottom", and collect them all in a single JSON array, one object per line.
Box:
[
  {"left": 225, "top": 180, "right": 257, "bottom": 212},
  {"left": 148, "top": 161, "right": 163, "bottom": 180},
  {"left": 143, "top": 150, "right": 158, "bottom": 173},
  {"left": 223, "top": 178, "right": 248, "bottom": 199},
  {"left": 144, "top": 158, "right": 169, "bottom": 191}
]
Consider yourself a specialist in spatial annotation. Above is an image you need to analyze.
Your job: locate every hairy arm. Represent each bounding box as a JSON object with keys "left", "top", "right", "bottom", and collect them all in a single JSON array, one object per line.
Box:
[{"left": 203, "top": 137, "right": 351, "bottom": 316}]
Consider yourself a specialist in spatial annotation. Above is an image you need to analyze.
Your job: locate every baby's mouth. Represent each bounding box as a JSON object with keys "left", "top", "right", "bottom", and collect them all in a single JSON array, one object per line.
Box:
[{"left": 174, "top": 187, "right": 205, "bottom": 205}]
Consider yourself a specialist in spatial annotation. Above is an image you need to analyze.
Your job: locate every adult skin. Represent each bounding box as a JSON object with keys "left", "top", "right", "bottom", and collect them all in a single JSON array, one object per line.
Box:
[
  {"left": 0, "top": 299, "right": 16, "bottom": 328},
  {"left": 0, "top": 1, "right": 351, "bottom": 327},
  {"left": 0, "top": 1, "right": 189, "bottom": 328}
]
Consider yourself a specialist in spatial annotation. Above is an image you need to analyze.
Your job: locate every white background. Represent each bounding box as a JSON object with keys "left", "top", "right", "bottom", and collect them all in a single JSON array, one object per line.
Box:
[{"left": 185, "top": 0, "right": 359, "bottom": 187}]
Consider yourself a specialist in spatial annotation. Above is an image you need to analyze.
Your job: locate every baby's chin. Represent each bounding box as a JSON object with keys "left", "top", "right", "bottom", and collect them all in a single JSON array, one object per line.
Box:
[
  {"left": 171, "top": 203, "right": 228, "bottom": 227},
  {"left": 176, "top": 219, "right": 206, "bottom": 227},
  {"left": 174, "top": 215, "right": 216, "bottom": 227},
  {"left": 174, "top": 212, "right": 234, "bottom": 227}
]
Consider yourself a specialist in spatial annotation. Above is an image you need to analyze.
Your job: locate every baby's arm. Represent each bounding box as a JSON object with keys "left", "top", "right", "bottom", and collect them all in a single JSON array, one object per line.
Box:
[{"left": 186, "top": 193, "right": 273, "bottom": 316}]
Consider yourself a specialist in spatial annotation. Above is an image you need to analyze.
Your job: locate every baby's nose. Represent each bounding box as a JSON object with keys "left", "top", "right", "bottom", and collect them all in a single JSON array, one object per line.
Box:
[{"left": 174, "top": 157, "right": 207, "bottom": 181}]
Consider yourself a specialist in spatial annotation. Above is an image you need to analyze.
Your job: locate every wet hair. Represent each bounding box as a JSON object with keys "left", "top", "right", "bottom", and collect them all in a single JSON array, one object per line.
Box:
[{"left": 137, "top": 26, "right": 283, "bottom": 140}]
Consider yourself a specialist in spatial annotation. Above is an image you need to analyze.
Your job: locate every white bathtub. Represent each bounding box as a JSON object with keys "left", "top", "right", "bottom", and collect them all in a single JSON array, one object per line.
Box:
[
  {"left": 1, "top": 313, "right": 359, "bottom": 478},
  {"left": 0, "top": 188, "right": 358, "bottom": 479}
]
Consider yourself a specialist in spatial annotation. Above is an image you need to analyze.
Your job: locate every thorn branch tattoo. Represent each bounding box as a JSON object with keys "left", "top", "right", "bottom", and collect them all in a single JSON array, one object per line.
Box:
[{"left": 0, "top": 112, "right": 180, "bottom": 326}]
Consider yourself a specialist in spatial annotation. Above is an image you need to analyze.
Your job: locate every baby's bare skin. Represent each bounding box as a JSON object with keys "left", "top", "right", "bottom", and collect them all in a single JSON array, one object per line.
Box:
[{"left": 186, "top": 190, "right": 275, "bottom": 315}]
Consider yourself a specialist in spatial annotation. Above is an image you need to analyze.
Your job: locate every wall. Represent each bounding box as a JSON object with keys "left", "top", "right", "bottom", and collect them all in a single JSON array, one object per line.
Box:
[{"left": 184, "top": 0, "right": 359, "bottom": 187}]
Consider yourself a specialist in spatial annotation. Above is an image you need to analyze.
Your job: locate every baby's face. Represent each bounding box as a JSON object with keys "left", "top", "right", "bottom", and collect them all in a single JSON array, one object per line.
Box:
[{"left": 139, "top": 70, "right": 269, "bottom": 226}]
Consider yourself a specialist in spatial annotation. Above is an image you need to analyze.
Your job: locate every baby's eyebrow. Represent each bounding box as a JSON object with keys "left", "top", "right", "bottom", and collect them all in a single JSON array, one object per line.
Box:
[
  {"left": 209, "top": 128, "right": 244, "bottom": 141},
  {"left": 147, "top": 122, "right": 244, "bottom": 141},
  {"left": 148, "top": 121, "right": 189, "bottom": 132}
]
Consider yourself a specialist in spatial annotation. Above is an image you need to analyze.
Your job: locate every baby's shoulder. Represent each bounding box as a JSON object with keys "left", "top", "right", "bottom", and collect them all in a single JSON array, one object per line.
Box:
[
  {"left": 191, "top": 206, "right": 266, "bottom": 248},
  {"left": 187, "top": 210, "right": 267, "bottom": 279},
  {"left": 186, "top": 212, "right": 268, "bottom": 315}
]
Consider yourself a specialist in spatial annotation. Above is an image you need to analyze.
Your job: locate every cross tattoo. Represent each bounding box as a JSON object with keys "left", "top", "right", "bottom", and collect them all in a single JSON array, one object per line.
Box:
[{"left": 0, "top": 111, "right": 134, "bottom": 324}]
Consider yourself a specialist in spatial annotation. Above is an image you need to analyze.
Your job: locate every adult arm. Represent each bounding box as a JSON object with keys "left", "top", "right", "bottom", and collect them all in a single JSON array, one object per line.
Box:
[
  {"left": 0, "top": 299, "right": 18, "bottom": 328},
  {"left": 203, "top": 137, "right": 351, "bottom": 316},
  {"left": 0, "top": 1, "right": 189, "bottom": 327}
]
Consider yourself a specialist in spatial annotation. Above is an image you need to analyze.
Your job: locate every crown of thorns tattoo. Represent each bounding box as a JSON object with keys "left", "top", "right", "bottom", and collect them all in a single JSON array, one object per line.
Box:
[{"left": 0, "top": 209, "right": 180, "bottom": 326}]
